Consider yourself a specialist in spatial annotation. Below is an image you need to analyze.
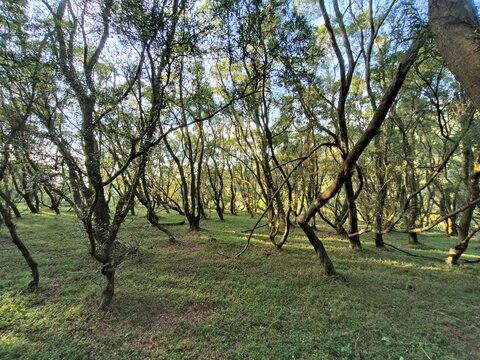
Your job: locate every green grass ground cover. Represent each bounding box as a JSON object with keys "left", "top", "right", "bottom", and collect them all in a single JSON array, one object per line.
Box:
[{"left": 1, "top": 207, "right": 479, "bottom": 359}]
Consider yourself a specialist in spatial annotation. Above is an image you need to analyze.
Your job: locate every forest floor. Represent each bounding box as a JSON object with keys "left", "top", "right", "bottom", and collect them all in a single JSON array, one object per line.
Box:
[{"left": 1, "top": 206, "right": 480, "bottom": 359}]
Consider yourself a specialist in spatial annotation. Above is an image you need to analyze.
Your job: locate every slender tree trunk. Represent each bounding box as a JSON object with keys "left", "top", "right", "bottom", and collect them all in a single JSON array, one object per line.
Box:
[
  {"left": 146, "top": 201, "right": 175, "bottom": 241},
  {"left": 44, "top": 187, "right": 61, "bottom": 215},
  {"left": 408, "top": 232, "right": 419, "bottom": 245},
  {"left": 136, "top": 178, "right": 176, "bottom": 242},
  {"left": 440, "top": 190, "right": 457, "bottom": 236},
  {"left": 0, "top": 189, "right": 22, "bottom": 218},
  {"left": 374, "top": 135, "right": 386, "bottom": 247},
  {"left": 276, "top": 208, "right": 292, "bottom": 250},
  {"left": 446, "top": 152, "right": 480, "bottom": 264},
  {"left": 83, "top": 99, "right": 111, "bottom": 233},
  {"left": 0, "top": 201, "right": 38, "bottom": 290},
  {"left": 345, "top": 176, "right": 361, "bottom": 249},
  {"left": 229, "top": 167, "right": 237, "bottom": 215},
  {"left": 216, "top": 205, "right": 224, "bottom": 221},
  {"left": 11, "top": 170, "right": 39, "bottom": 214},
  {"left": 33, "top": 190, "right": 40, "bottom": 212}
]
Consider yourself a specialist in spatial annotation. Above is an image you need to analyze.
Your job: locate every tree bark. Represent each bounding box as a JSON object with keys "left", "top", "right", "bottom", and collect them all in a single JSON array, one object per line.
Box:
[
  {"left": 0, "top": 201, "right": 38, "bottom": 290},
  {"left": 228, "top": 163, "right": 237, "bottom": 215},
  {"left": 345, "top": 176, "right": 361, "bottom": 249},
  {"left": 429, "top": 0, "right": 480, "bottom": 111},
  {"left": 298, "top": 220, "right": 336, "bottom": 275},
  {"left": 374, "top": 135, "right": 386, "bottom": 247},
  {"left": 446, "top": 151, "right": 480, "bottom": 264},
  {"left": 100, "top": 264, "right": 115, "bottom": 310},
  {"left": 0, "top": 188, "right": 22, "bottom": 218}
]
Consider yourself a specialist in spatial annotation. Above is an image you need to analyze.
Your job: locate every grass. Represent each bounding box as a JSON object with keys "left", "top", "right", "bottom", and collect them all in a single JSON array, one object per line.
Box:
[{"left": 1, "top": 206, "right": 480, "bottom": 359}]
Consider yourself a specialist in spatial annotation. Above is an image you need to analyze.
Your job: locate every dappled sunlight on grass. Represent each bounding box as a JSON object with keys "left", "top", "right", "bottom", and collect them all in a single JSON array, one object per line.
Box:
[{"left": 1, "top": 209, "right": 480, "bottom": 359}]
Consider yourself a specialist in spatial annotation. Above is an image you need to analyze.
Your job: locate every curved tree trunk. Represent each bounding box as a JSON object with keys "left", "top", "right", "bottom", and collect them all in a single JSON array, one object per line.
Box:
[
  {"left": 297, "top": 39, "right": 421, "bottom": 275},
  {"left": 0, "top": 201, "right": 39, "bottom": 290}
]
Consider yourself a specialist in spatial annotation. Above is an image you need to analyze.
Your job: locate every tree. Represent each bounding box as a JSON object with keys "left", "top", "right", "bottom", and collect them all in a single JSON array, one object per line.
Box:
[
  {"left": 429, "top": 0, "right": 480, "bottom": 263},
  {"left": 0, "top": 0, "right": 40, "bottom": 289},
  {"left": 429, "top": 0, "right": 480, "bottom": 111},
  {"left": 36, "top": 0, "right": 172, "bottom": 308},
  {"left": 296, "top": 39, "right": 422, "bottom": 275}
]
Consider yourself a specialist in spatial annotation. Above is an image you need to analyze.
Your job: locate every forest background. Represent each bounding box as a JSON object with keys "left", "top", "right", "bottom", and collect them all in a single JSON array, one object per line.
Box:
[{"left": 1, "top": 0, "right": 480, "bottom": 358}]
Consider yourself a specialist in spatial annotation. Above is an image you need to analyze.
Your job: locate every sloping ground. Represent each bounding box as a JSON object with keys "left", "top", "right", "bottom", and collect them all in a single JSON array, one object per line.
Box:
[{"left": 1, "top": 208, "right": 479, "bottom": 359}]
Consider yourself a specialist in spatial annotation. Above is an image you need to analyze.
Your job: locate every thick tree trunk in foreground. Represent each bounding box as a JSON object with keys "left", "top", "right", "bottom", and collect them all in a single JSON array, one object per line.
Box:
[
  {"left": 0, "top": 201, "right": 39, "bottom": 290},
  {"left": 429, "top": 0, "right": 480, "bottom": 111},
  {"left": 429, "top": 0, "right": 480, "bottom": 263},
  {"left": 297, "top": 40, "right": 421, "bottom": 275}
]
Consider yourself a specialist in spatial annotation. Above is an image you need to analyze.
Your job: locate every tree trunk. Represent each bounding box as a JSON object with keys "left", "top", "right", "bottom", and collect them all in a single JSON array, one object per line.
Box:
[
  {"left": 408, "top": 232, "right": 419, "bottom": 245},
  {"left": 444, "top": 103, "right": 479, "bottom": 264},
  {"left": 440, "top": 190, "right": 457, "bottom": 236},
  {"left": 443, "top": 217, "right": 458, "bottom": 237},
  {"left": 82, "top": 99, "right": 111, "bottom": 232},
  {"left": 275, "top": 208, "right": 292, "bottom": 250},
  {"left": 373, "top": 134, "right": 387, "bottom": 247},
  {"left": 375, "top": 233, "right": 384, "bottom": 248},
  {"left": 100, "top": 264, "right": 115, "bottom": 310},
  {"left": 0, "top": 201, "right": 38, "bottom": 290},
  {"left": 298, "top": 221, "right": 336, "bottom": 275},
  {"left": 0, "top": 189, "right": 22, "bottom": 218},
  {"left": 345, "top": 175, "right": 361, "bottom": 249},
  {"left": 429, "top": 0, "right": 480, "bottom": 112},
  {"left": 148, "top": 207, "right": 176, "bottom": 242},
  {"left": 230, "top": 182, "right": 237, "bottom": 215},
  {"left": 44, "top": 187, "right": 61, "bottom": 215},
  {"left": 297, "top": 39, "right": 421, "bottom": 275},
  {"left": 446, "top": 152, "right": 480, "bottom": 264},
  {"left": 216, "top": 206, "right": 224, "bottom": 221},
  {"left": 11, "top": 169, "right": 39, "bottom": 214},
  {"left": 189, "top": 216, "right": 201, "bottom": 231},
  {"left": 136, "top": 190, "right": 176, "bottom": 242}
]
